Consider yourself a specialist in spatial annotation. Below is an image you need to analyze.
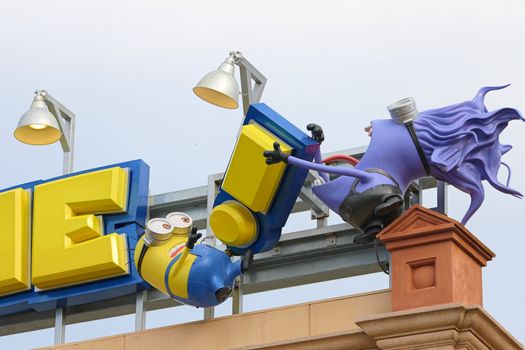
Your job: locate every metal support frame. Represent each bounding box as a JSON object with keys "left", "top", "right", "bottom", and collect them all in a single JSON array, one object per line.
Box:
[
  {"left": 231, "top": 51, "right": 267, "bottom": 116},
  {"left": 205, "top": 173, "right": 223, "bottom": 245},
  {"left": 405, "top": 177, "right": 448, "bottom": 215},
  {"left": 203, "top": 173, "right": 223, "bottom": 319},
  {"left": 0, "top": 146, "right": 449, "bottom": 340},
  {"left": 134, "top": 290, "right": 147, "bottom": 331},
  {"left": 243, "top": 223, "right": 388, "bottom": 293},
  {"left": 39, "top": 90, "right": 76, "bottom": 175},
  {"left": 53, "top": 307, "right": 65, "bottom": 345},
  {"left": 232, "top": 276, "right": 243, "bottom": 314},
  {"left": 203, "top": 307, "right": 215, "bottom": 320},
  {"left": 436, "top": 180, "right": 448, "bottom": 214},
  {"left": 299, "top": 171, "right": 330, "bottom": 221}
]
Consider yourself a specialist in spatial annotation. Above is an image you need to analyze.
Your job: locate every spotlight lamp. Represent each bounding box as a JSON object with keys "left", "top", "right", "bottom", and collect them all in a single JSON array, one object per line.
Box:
[
  {"left": 193, "top": 51, "right": 267, "bottom": 115},
  {"left": 14, "top": 90, "right": 76, "bottom": 174}
]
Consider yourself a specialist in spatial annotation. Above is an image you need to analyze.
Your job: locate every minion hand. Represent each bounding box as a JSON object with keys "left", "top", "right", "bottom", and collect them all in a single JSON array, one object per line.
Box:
[
  {"left": 264, "top": 142, "right": 288, "bottom": 164},
  {"left": 307, "top": 123, "right": 324, "bottom": 143},
  {"left": 186, "top": 227, "right": 202, "bottom": 249}
]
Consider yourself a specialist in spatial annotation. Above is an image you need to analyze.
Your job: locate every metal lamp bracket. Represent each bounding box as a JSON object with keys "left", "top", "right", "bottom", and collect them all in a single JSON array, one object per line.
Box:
[
  {"left": 230, "top": 52, "right": 267, "bottom": 115},
  {"left": 38, "top": 90, "right": 76, "bottom": 174}
]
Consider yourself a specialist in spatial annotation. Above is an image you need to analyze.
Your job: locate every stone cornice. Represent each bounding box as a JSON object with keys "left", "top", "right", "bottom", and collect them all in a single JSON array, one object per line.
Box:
[{"left": 356, "top": 303, "right": 523, "bottom": 350}]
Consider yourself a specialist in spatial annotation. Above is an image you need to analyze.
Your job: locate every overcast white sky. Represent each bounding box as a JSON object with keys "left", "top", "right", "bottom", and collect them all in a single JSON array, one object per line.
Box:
[{"left": 1, "top": 0, "right": 524, "bottom": 348}]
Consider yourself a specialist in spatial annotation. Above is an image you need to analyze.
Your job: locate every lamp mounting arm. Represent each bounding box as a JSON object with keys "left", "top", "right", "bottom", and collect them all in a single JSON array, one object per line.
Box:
[
  {"left": 38, "top": 90, "right": 76, "bottom": 174},
  {"left": 229, "top": 51, "right": 267, "bottom": 115}
]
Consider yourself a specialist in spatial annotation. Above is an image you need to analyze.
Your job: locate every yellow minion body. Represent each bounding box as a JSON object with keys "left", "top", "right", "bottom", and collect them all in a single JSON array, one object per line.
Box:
[{"left": 134, "top": 233, "right": 196, "bottom": 299}]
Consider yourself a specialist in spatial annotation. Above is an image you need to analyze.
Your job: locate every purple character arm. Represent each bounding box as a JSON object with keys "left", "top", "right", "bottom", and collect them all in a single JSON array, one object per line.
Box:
[
  {"left": 312, "top": 148, "right": 330, "bottom": 183},
  {"left": 264, "top": 142, "right": 374, "bottom": 183}
]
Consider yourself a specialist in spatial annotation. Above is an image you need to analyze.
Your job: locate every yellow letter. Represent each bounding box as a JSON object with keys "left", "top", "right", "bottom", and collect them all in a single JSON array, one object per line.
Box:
[
  {"left": 32, "top": 167, "right": 130, "bottom": 290},
  {"left": 0, "top": 188, "right": 30, "bottom": 296}
]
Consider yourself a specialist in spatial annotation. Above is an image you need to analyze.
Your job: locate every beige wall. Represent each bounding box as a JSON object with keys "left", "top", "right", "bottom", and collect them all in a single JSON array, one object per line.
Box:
[{"left": 39, "top": 290, "right": 391, "bottom": 350}]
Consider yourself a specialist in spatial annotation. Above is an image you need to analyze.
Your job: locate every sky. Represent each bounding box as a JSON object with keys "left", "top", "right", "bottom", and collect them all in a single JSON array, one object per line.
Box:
[{"left": 1, "top": 0, "right": 524, "bottom": 348}]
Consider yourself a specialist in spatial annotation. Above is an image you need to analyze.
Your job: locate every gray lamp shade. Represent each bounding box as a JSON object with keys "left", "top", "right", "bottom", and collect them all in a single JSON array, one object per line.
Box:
[
  {"left": 14, "top": 97, "right": 61, "bottom": 145},
  {"left": 193, "top": 57, "right": 239, "bottom": 109}
]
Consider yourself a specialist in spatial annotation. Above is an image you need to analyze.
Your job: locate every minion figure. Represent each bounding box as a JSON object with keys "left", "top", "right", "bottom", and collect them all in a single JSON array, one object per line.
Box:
[{"left": 134, "top": 212, "right": 248, "bottom": 307}]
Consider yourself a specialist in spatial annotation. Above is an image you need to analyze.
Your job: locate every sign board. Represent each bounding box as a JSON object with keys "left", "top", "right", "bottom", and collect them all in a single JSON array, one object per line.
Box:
[{"left": 0, "top": 160, "right": 149, "bottom": 316}]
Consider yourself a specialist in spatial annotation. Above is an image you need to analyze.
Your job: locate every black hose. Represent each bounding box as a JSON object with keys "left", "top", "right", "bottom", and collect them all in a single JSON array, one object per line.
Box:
[
  {"left": 374, "top": 238, "right": 389, "bottom": 275},
  {"left": 137, "top": 243, "right": 149, "bottom": 280}
]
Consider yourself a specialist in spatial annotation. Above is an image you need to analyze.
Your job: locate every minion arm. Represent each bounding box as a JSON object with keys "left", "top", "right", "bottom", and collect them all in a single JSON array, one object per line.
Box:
[
  {"left": 168, "top": 246, "right": 191, "bottom": 276},
  {"left": 164, "top": 230, "right": 202, "bottom": 298}
]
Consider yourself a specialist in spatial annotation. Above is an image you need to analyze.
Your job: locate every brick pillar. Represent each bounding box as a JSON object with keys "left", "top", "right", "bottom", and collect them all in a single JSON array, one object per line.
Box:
[{"left": 377, "top": 205, "right": 495, "bottom": 312}]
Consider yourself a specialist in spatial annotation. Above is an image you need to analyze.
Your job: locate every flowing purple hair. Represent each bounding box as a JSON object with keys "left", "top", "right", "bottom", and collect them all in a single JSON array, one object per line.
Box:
[{"left": 414, "top": 85, "right": 524, "bottom": 224}]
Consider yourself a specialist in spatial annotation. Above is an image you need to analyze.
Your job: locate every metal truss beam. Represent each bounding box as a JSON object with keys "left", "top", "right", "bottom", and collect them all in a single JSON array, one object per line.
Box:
[{"left": 244, "top": 223, "right": 388, "bottom": 293}]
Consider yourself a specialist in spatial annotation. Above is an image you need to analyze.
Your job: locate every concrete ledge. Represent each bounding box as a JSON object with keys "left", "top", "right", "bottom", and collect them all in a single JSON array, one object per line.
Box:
[
  {"left": 39, "top": 289, "right": 391, "bottom": 350},
  {"left": 38, "top": 293, "right": 523, "bottom": 350},
  {"left": 233, "top": 330, "right": 377, "bottom": 350}
]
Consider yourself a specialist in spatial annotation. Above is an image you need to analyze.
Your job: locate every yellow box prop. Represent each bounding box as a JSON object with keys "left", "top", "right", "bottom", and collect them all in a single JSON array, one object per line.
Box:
[{"left": 222, "top": 123, "right": 291, "bottom": 213}]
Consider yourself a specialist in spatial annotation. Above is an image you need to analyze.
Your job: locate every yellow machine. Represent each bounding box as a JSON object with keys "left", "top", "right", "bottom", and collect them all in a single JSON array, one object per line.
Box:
[{"left": 210, "top": 122, "right": 291, "bottom": 248}]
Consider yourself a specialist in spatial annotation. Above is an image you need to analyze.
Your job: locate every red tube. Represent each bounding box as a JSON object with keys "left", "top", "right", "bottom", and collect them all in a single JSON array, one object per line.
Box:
[{"left": 322, "top": 154, "right": 359, "bottom": 166}]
